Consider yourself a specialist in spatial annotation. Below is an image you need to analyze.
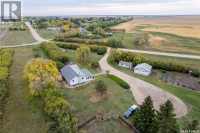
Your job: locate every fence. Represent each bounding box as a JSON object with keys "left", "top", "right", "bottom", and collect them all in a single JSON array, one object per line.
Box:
[
  {"left": 118, "top": 116, "right": 139, "bottom": 133},
  {"left": 78, "top": 116, "right": 96, "bottom": 130},
  {"left": 0, "top": 28, "right": 9, "bottom": 40}
]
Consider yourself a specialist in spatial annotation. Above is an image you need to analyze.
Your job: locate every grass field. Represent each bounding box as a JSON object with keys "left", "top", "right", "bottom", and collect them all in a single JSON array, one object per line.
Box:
[
  {"left": 2, "top": 47, "right": 48, "bottom": 133},
  {"left": 62, "top": 75, "right": 136, "bottom": 133},
  {"left": 107, "top": 58, "right": 200, "bottom": 129},
  {"left": 0, "top": 31, "right": 36, "bottom": 46},
  {"left": 143, "top": 54, "right": 200, "bottom": 71},
  {"left": 37, "top": 29, "right": 57, "bottom": 40}
]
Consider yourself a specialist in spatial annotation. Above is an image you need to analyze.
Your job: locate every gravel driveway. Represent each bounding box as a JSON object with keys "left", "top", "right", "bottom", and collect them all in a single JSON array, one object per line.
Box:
[{"left": 99, "top": 48, "right": 187, "bottom": 118}]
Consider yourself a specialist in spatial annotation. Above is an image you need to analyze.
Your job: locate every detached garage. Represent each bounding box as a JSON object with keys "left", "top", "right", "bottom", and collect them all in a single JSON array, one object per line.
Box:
[{"left": 134, "top": 63, "right": 152, "bottom": 76}]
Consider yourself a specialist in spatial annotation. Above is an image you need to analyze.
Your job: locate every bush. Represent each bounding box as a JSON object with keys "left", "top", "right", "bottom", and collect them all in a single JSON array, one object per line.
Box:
[
  {"left": 40, "top": 42, "right": 69, "bottom": 63},
  {"left": 91, "top": 62, "right": 100, "bottom": 69},
  {"left": 56, "top": 61, "right": 65, "bottom": 70},
  {"left": 108, "top": 75, "right": 130, "bottom": 89},
  {"left": 97, "top": 47, "right": 106, "bottom": 55}
]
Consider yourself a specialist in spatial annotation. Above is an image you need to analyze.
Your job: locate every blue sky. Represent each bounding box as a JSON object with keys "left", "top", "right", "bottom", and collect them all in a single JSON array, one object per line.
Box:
[{"left": 22, "top": 0, "right": 200, "bottom": 16}]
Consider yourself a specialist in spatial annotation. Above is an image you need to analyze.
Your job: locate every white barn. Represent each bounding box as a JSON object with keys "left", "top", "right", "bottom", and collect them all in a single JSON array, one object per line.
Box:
[
  {"left": 119, "top": 61, "right": 133, "bottom": 68},
  {"left": 134, "top": 63, "right": 152, "bottom": 76},
  {"left": 60, "top": 65, "right": 94, "bottom": 86}
]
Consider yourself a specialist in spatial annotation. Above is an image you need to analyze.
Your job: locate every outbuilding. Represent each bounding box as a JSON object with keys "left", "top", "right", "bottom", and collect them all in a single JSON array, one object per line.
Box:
[
  {"left": 119, "top": 61, "right": 133, "bottom": 68},
  {"left": 134, "top": 63, "right": 152, "bottom": 76}
]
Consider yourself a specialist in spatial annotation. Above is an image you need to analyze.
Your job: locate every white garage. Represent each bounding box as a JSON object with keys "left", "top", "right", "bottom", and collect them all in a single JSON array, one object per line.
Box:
[{"left": 134, "top": 63, "right": 152, "bottom": 76}]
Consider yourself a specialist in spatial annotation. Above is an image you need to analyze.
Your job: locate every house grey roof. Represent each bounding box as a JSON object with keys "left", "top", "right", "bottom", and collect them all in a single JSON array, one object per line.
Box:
[
  {"left": 81, "top": 69, "right": 93, "bottom": 77},
  {"left": 119, "top": 61, "right": 133, "bottom": 66},
  {"left": 60, "top": 65, "right": 83, "bottom": 82},
  {"left": 134, "top": 63, "right": 152, "bottom": 72}
]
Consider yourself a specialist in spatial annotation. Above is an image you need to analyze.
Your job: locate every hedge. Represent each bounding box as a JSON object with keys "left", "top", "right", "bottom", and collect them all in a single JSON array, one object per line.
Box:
[
  {"left": 40, "top": 42, "right": 69, "bottom": 63},
  {"left": 54, "top": 42, "right": 107, "bottom": 52},
  {"left": 108, "top": 75, "right": 130, "bottom": 89},
  {"left": 0, "top": 49, "right": 14, "bottom": 115}
]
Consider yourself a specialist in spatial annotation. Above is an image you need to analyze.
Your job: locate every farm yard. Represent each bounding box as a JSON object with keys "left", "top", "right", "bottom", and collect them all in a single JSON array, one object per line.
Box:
[
  {"left": 62, "top": 75, "right": 136, "bottom": 133},
  {"left": 107, "top": 58, "right": 200, "bottom": 129}
]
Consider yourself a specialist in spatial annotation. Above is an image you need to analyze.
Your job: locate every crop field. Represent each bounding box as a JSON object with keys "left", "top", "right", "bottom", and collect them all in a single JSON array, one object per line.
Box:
[{"left": 112, "top": 16, "right": 200, "bottom": 55}]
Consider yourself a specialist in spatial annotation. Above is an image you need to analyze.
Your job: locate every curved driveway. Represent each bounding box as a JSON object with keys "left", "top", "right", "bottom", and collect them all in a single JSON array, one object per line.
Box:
[{"left": 99, "top": 48, "right": 187, "bottom": 118}]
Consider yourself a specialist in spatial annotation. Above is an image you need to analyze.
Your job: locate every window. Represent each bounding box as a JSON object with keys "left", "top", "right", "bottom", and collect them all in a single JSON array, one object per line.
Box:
[
  {"left": 73, "top": 80, "right": 74, "bottom": 82},
  {"left": 82, "top": 78, "right": 84, "bottom": 79}
]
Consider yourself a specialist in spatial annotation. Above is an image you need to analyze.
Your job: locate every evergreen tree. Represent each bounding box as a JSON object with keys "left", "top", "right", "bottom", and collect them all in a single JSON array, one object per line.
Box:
[
  {"left": 132, "top": 96, "right": 156, "bottom": 133},
  {"left": 183, "top": 120, "right": 199, "bottom": 131},
  {"left": 155, "top": 100, "right": 179, "bottom": 133}
]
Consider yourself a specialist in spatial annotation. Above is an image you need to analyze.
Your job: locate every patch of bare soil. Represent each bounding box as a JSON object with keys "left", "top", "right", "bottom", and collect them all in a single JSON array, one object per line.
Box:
[{"left": 90, "top": 92, "right": 106, "bottom": 102}]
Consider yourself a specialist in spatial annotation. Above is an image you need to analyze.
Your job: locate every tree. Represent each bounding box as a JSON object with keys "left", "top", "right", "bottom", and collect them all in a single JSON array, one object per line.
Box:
[
  {"left": 132, "top": 96, "right": 156, "bottom": 133},
  {"left": 93, "top": 27, "right": 106, "bottom": 36},
  {"left": 96, "top": 80, "right": 107, "bottom": 96},
  {"left": 76, "top": 46, "right": 91, "bottom": 63},
  {"left": 183, "top": 120, "right": 199, "bottom": 131},
  {"left": 154, "top": 100, "right": 179, "bottom": 133},
  {"left": 24, "top": 58, "right": 59, "bottom": 96}
]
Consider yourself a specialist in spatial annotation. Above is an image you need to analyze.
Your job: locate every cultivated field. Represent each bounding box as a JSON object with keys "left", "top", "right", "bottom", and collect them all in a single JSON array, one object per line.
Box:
[{"left": 112, "top": 16, "right": 200, "bottom": 55}]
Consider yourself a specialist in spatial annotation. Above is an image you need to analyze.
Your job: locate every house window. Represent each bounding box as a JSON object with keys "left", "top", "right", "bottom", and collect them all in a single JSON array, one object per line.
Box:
[
  {"left": 73, "top": 80, "right": 74, "bottom": 82},
  {"left": 82, "top": 78, "right": 84, "bottom": 79}
]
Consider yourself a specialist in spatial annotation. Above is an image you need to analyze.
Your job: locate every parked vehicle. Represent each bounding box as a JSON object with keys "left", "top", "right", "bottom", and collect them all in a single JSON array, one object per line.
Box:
[{"left": 124, "top": 105, "right": 138, "bottom": 118}]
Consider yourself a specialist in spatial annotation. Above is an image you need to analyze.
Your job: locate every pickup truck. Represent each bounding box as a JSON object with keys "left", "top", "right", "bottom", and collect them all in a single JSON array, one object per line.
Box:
[{"left": 124, "top": 105, "right": 138, "bottom": 118}]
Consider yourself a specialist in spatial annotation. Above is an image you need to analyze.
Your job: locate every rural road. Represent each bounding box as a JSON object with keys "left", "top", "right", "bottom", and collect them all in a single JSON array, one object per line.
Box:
[
  {"left": 25, "top": 22, "right": 47, "bottom": 42},
  {"left": 118, "top": 48, "right": 200, "bottom": 59},
  {"left": 99, "top": 48, "right": 187, "bottom": 118}
]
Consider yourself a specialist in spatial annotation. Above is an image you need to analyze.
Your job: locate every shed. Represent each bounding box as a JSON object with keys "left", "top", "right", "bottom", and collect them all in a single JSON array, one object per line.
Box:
[
  {"left": 119, "top": 61, "right": 133, "bottom": 68},
  {"left": 134, "top": 63, "right": 152, "bottom": 76},
  {"left": 60, "top": 48, "right": 66, "bottom": 53}
]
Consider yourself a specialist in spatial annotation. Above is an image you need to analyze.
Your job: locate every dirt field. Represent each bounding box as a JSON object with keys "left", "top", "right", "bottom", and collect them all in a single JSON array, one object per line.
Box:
[
  {"left": 113, "top": 16, "right": 200, "bottom": 36},
  {"left": 112, "top": 16, "right": 200, "bottom": 55}
]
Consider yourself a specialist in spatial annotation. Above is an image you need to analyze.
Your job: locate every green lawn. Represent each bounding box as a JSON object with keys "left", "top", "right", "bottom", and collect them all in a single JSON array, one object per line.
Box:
[
  {"left": 107, "top": 58, "right": 200, "bottom": 129},
  {"left": 2, "top": 47, "right": 48, "bottom": 133},
  {"left": 62, "top": 75, "right": 136, "bottom": 133},
  {"left": 36, "top": 29, "right": 57, "bottom": 40},
  {"left": 0, "top": 31, "right": 36, "bottom": 46},
  {"left": 65, "top": 49, "right": 104, "bottom": 74},
  {"left": 143, "top": 53, "right": 200, "bottom": 70}
]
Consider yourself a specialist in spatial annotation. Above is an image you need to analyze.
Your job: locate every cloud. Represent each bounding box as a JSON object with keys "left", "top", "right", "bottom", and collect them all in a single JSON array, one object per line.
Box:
[{"left": 23, "top": 0, "right": 200, "bottom": 16}]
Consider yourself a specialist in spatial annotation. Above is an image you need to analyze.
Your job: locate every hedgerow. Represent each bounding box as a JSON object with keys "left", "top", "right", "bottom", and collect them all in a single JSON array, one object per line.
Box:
[
  {"left": 108, "top": 75, "right": 130, "bottom": 89},
  {"left": 0, "top": 49, "right": 14, "bottom": 117},
  {"left": 40, "top": 42, "right": 69, "bottom": 63}
]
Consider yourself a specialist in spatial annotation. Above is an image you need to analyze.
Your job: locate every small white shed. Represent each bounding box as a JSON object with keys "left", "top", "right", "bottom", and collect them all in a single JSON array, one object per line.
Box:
[
  {"left": 119, "top": 61, "right": 133, "bottom": 68},
  {"left": 134, "top": 63, "right": 152, "bottom": 76}
]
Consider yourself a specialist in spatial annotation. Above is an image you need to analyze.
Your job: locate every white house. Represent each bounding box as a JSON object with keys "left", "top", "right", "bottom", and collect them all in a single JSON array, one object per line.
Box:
[
  {"left": 134, "top": 63, "right": 152, "bottom": 76},
  {"left": 60, "top": 65, "right": 94, "bottom": 86},
  {"left": 119, "top": 61, "right": 133, "bottom": 68}
]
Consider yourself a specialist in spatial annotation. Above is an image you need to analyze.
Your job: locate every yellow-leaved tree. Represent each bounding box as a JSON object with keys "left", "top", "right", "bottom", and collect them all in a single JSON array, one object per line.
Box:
[{"left": 24, "top": 58, "right": 59, "bottom": 96}]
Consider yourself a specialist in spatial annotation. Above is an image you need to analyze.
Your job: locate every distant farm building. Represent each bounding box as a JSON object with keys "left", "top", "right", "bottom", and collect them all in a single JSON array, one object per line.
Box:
[
  {"left": 46, "top": 27, "right": 60, "bottom": 30},
  {"left": 134, "top": 63, "right": 152, "bottom": 76},
  {"left": 60, "top": 48, "right": 66, "bottom": 53},
  {"left": 105, "top": 32, "right": 113, "bottom": 36},
  {"left": 60, "top": 64, "right": 94, "bottom": 86},
  {"left": 119, "top": 61, "right": 133, "bottom": 68}
]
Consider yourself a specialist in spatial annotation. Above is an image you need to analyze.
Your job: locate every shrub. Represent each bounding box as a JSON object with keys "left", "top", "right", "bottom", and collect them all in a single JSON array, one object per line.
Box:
[
  {"left": 97, "top": 47, "right": 106, "bottom": 55},
  {"left": 91, "top": 62, "right": 100, "bottom": 69},
  {"left": 108, "top": 75, "right": 130, "bottom": 89},
  {"left": 56, "top": 61, "right": 65, "bottom": 70}
]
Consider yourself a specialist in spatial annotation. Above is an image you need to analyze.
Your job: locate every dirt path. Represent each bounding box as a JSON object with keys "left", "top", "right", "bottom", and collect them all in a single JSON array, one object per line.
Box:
[
  {"left": 99, "top": 48, "right": 187, "bottom": 118},
  {"left": 118, "top": 48, "right": 200, "bottom": 60},
  {"left": 25, "top": 22, "right": 47, "bottom": 42},
  {"left": 2, "top": 47, "right": 48, "bottom": 133}
]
